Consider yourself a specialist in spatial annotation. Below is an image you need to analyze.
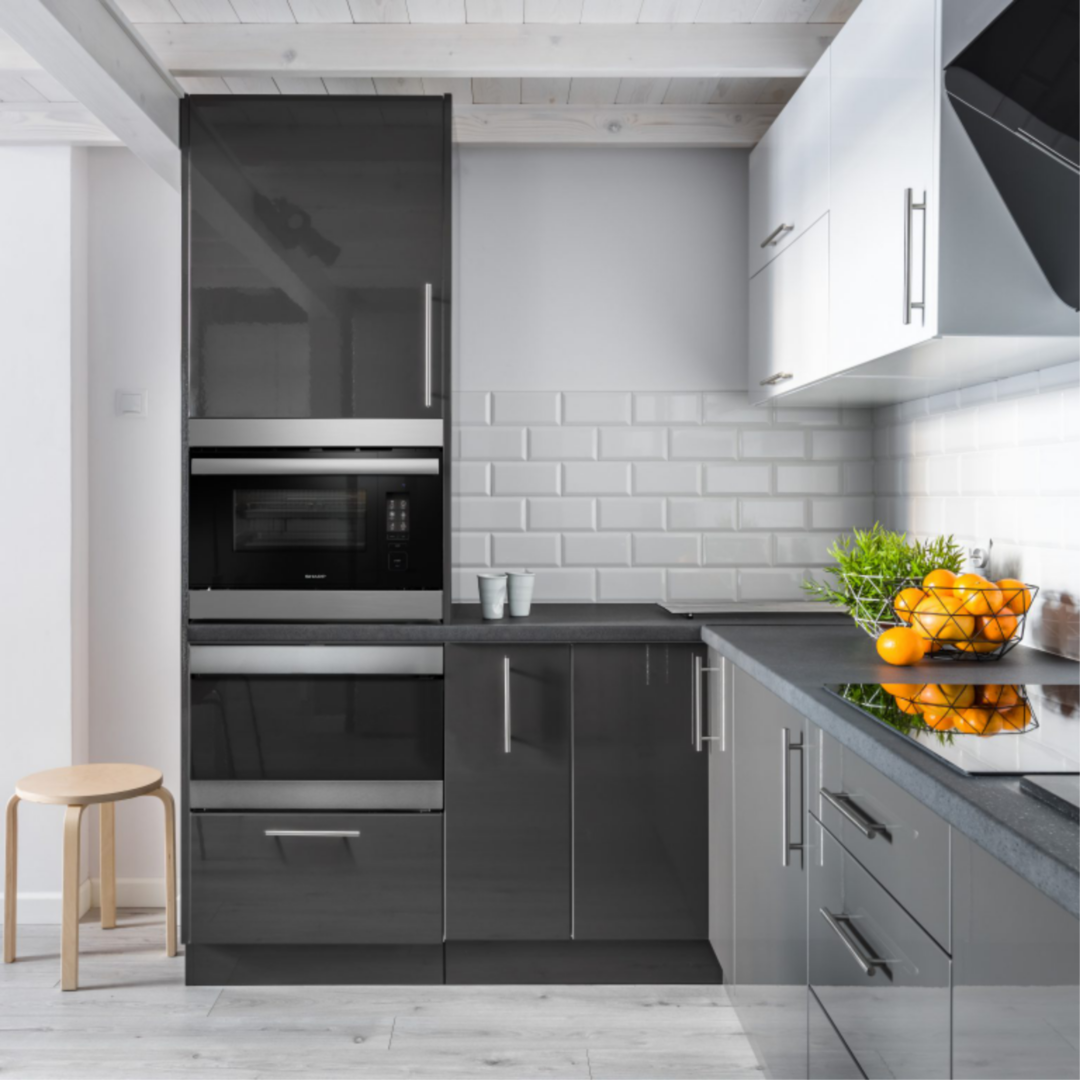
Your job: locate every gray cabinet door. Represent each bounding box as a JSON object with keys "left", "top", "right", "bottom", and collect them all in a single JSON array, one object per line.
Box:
[
  {"left": 952, "top": 831, "right": 1080, "bottom": 1079},
  {"left": 445, "top": 645, "right": 571, "bottom": 940},
  {"left": 707, "top": 650, "right": 734, "bottom": 983},
  {"left": 573, "top": 644, "right": 709, "bottom": 941},
  {"left": 732, "top": 668, "right": 808, "bottom": 1080}
]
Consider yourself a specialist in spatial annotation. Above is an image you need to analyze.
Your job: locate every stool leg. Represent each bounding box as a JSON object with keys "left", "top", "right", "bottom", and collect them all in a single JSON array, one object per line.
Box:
[
  {"left": 61, "top": 804, "right": 85, "bottom": 991},
  {"left": 100, "top": 802, "right": 116, "bottom": 930},
  {"left": 4, "top": 794, "right": 19, "bottom": 963},
  {"left": 149, "top": 788, "right": 176, "bottom": 957}
]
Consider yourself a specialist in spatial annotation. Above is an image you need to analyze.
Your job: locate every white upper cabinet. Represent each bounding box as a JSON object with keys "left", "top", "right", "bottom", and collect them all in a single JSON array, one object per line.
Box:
[
  {"left": 827, "top": 0, "right": 938, "bottom": 372},
  {"left": 748, "top": 53, "right": 831, "bottom": 280}
]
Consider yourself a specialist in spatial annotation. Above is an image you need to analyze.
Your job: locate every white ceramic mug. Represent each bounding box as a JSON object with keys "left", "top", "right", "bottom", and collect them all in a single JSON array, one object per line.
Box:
[
  {"left": 477, "top": 573, "right": 508, "bottom": 620},
  {"left": 507, "top": 571, "right": 535, "bottom": 617}
]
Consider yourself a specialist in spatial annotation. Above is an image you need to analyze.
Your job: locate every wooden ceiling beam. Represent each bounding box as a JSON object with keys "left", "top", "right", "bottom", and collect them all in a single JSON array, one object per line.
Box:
[
  {"left": 0, "top": 101, "right": 121, "bottom": 143},
  {"left": 139, "top": 21, "right": 838, "bottom": 79}
]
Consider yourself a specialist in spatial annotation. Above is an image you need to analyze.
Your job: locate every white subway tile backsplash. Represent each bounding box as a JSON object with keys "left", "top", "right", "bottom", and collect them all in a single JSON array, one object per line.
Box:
[
  {"left": 704, "top": 464, "right": 771, "bottom": 494},
  {"left": 455, "top": 498, "right": 526, "bottom": 531},
  {"left": 492, "top": 463, "right": 561, "bottom": 495},
  {"left": 925, "top": 454, "right": 960, "bottom": 496},
  {"left": 460, "top": 427, "right": 526, "bottom": 461},
  {"left": 703, "top": 392, "right": 769, "bottom": 424},
  {"left": 926, "top": 390, "right": 959, "bottom": 414},
  {"left": 564, "top": 462, "right": 632, "bottom": 495},
  {"left": 562, "top": 392, "right": 631, "bottom": 425},
  {"left": 452, "top": 533, "right": 490, "bottom": 567},
  {"left": 493, "top": 392, "right": 560, "bottom": 425},
  {"left": 775, "top": 533, "right": 835, "bottom": 565},
  {"left": 668, "top": 498, "right": 736, "bottom": 530},
  {"left": 704, "top": 533, "right": 771, "bottom": 566},
  {"left": 531, "top": 569, "right": 598, "bottom": 602},
  {"left": 960, "top": 452, "right": 994, "bottom": 495},
  {"left": 843, "top": 461, "right": 874, "bottom": 495},
  {"left": 452, "top": 462, "right": 491, "bottom": 495},
  {"left": 633, "top": 393, "right": 701, "bottom": 425},
  {"left": 598, "top": 568, "right": 666, "bottom": 601},
  {"left": 809, "top": 497, "right": 874, "bottom": 530},
  {"left": 669, "top": 428, "right": 738, "bottom": 460},
  {"left": 599, "top": 498, "right": 665, "bottom": 530},
  {"left": 530, "top": 427, "right": 597, "bottom": 460},
  {"left": 774, "top": 407, "right": 840, "bottom": 426},
  {"left": 739, "top": 499, "right": 805, "bottom": 530},
  {"left": 563, "top": 532, "right": 631, "bottom": 566},
  {"left": 634, "top": 462, "right": 701, "bottom": 495},
  {"left": 941, "top": 408, "right": 978, "bottom": 453},
  {"left": 1039, "top": 361, "right": 1080, "bottom": 390},
  {"left": 453, "top": 392, "right": 490, "bottom": 425},
  {"left": 529, "top": 498, "right": 596, "bottom": 531},
  {"left": 996, "top": 371, "right": 1040, "bottom": 400},
  {"left": 738, "top": 568, "right": 810, "bottom": 601},
  {"left": 633, "top": 533, "right": 700, "bottom": 566},
  {"left": 668, "top": 569, "right": 736, "bottom": 602},
  {"left": 958, "top": 380, "right": 997, "bottom": 409},
  {"left": 600, "top": 427, "right": 668, "bottom": 459},
  {"left": 492, "top": 533, "right": 561, "bottom": 567},
  {"left": 1017, "top": 389, "right": 1063, "bottom": 445},
  {"left": 977, "top": 399, "right": 1019, "bottom": 447},
  {"left": 776, "top": 464, "right": 842, "bottom": 495},
  {"left": 741, "top": 430, "right": 806, "bottom": 459},
  {"left": 812, "top": 429, "right": 873, "bottom": 460},
  {"left": 1040, "top": 443, "right": 1080, "bottom": 495}
]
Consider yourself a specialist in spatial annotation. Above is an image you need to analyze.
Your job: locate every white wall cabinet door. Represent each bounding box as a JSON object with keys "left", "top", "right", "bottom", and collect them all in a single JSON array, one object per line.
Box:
[
  {"left": 749, "top": 213, "right": 830, "bottom": 402},
  {"left": 749, "top": 52, "right": 831, "bottom": 279},
  {"left": 828, "top": 0, "right": 938, "bottom": 374}
]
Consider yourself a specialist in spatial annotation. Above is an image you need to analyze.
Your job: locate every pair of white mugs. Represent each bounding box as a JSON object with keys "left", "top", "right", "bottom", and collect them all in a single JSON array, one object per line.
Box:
[{"left": 478, "top": 571, "right": 535, "bottom": 619}]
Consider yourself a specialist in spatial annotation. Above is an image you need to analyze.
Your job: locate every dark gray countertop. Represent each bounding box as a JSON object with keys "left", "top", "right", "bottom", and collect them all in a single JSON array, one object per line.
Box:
[
  {"left": 701, "top": 623, "right": 1080, "bottom": 916},
  {"left": 187, "top": 602, "right": 847, "bottom": 644}
]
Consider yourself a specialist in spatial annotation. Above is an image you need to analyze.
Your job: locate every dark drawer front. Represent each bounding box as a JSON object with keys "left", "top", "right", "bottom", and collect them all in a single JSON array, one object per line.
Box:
[
  {"left": 809, "top": 987, "right": 863, "bottom": 1080},
  {"left": 809, "top": 817, "right": 950, "bottom": 1080},
  {"left": 189, "top": 813, "right": 442, "bottom": 945},
  {"left": 808, "top": 724, "right": 950, "bottom": 951}
]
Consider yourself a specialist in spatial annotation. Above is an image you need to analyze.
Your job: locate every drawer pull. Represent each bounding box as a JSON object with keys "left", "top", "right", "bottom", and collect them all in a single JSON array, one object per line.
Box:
[
  {"left": 820, "top": 908, "right": 890, "bottom": 978},
  {"left": 781, "top": 727, "right": 804, "bottom": 867},
  {"left": 760, "top": 372, "right": 794, "bottom": 387},
  {"left": 264, "top": 830, "right": 360, "bottom": 838},
  {"left": 819, "top": 789, "right": 889, "bottom": 840},
  {"left": 761, "top": 222, "right": 794, "bottom": 248}
]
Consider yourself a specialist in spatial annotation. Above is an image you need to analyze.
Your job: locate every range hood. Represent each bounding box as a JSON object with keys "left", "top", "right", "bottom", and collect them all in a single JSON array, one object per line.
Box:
[{"left": 945, "top": 0, "right": 1079, "bottom": 311}]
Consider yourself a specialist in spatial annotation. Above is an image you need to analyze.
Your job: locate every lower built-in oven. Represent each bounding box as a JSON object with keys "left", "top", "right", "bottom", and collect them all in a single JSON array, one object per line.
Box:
[
  {"left": 188, "top": 447, "right": 443, "bottom": 622},
  {"left": 188, "top": 645, "right": 444, "bottom": 811}
]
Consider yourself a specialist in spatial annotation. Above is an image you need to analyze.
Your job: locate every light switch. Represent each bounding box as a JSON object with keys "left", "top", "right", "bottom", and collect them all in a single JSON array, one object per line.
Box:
[{"left": 115, "top": 390, "right": 147, "bottom": 418}]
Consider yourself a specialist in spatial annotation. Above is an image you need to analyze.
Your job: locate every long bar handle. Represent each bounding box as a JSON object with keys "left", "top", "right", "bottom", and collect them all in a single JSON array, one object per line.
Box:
[
  {"left": 264, "top": 830, "right": 360, "bottom": 838},
  {"left": 820, "top": 908, "right": 890, "bottom": 978},
  {"left": 819, "top": 789, "right": 889, "bottom": 840},
  {"left": 424, "top": 282, "right": 433, "bottom": 409},
  {"left": 503, "top": 655, "right": 511, "bottom": 754},
  {"left": 192, "top": 458, "right": 439, "bottom": 477},
  {"left": 781, "top": 727, "right": 804, "bottom": 867},
  {"left": 903, "top": 188, "right": 927, "bottom": 325},
  {"left": 760, "top": 222, "right": 794, "bottom": 248},
  {"left": 695, "top": 657, "right": 725, "bottom": 752}
]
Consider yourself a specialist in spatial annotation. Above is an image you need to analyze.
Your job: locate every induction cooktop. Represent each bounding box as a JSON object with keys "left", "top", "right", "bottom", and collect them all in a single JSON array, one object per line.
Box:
[{"left": 825, "top": 683, "right": 1080, "bottom": 777}]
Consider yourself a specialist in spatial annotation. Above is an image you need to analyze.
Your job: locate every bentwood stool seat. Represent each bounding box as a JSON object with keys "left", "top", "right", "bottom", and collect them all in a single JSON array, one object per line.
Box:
[{"left": 4, "top": 764, "right": 176, "bottom": 990}]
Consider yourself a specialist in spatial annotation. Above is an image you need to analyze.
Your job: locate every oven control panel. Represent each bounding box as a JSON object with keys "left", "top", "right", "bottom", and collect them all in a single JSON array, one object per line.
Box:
[{"left": 386, "top": 494, "right": 410, "bottom": 571}]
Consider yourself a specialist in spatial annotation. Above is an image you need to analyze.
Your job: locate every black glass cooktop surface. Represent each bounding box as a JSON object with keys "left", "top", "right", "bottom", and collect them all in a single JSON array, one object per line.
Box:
[{"left": 825, "top": 683, "right": 1080, "bottom": 776}]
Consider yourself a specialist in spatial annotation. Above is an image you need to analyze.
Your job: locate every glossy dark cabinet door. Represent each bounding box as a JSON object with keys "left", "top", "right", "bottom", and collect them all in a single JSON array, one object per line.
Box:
[
  {"left": 185, "top": 96, "right": 449, "bottom": 419},
  {"left": 707, "top": 650, "right": 734, "bottom": 981},
  {"left": 445, "top": 645, "right": 571, "bottom": 940},
  {"left": 731, "top": 668, "right": 808, "bottom": 1080},
  {"left": 952, "top": 831, "right": 1080, "bottom": 1080},
  {"left": 573, "top": 644, "right": 708, "bottom": 940},
  {"left": 188, "top": 812, "right": 442, "bottom": 944}
]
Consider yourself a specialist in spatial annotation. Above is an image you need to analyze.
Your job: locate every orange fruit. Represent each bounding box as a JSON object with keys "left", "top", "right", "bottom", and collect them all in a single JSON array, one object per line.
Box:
[
  {"left": 896, "top": 697, "right": 923, "bottom": 715},
  {"left": 955, "top": 707, "right": 995, "bottom": 735},
  {"left": 922, "top": 568, "right": 958, "bottom": 596},
  {"left": 911, "top": 594, "right": 976, "bottom": 642},
  {"left": 882, "top": 682, "right": 922, "bottom": 697},
  {"left": 978, "top": 685, "right": 1020, "bottom": 709},
  {"left": 955, "top": 640, "right": 1000, "bottom": 654},
  {"left": 953, "top": 574, "right": 1004, "bottom": 617},
  {"left": 996, "top": 703, "right": 1033, "bottom": 732},
  {"left": 978, "top": 610, "right": 1018, "bottom": 642},
  {"left": 893, "top": 587, "right": 927, "bottom": 625},
  {"left": 876, "top": 627, "right": 926, "bottom": 666},
  {"left": 918, "top": 684, "right": 975, "bottom": 711},
  {"left": 997, "top": 579, "right": 1032, "bottom": 614},
  {"left": 921, "top": 706, "right": 956, "bottom": 731}
]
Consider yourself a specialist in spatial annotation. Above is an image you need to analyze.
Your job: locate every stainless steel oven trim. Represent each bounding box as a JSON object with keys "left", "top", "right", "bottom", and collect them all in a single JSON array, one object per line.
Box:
[
  {"left": 188, "top": 418, "right": 444, "bottom": 448},
  {"left": 189, "top": 590, "right": 443, "bottom": 622},
  {"left": 191, "top": 457, "right": 439, "bottom": 476},
  {"left": 190, "top": 644, "right": 443, "bottom": 676},
  {"left": 189, "top": 780, "right": 444, "bottom": 812}
]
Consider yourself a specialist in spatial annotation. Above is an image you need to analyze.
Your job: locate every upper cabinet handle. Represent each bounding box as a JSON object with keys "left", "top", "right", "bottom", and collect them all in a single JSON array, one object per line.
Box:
[
  {"left": 781, "top": 727, "right": 804, "bottom": 868},
  {"left": 503, "top": 655, "right": 511, "bottom": 754},
  {"left": 760, "top": 372, "right": 794, "bottom": 387},
  {"left": 264, "top": 830, "right": 360, "bottom": 838},
  {"left": 760, "top": 223, "right": 794, "bottom": 248},
  {"left": 695, "top": 656, "right": 725, "bottom": 752},
  {"left": 819, "top": 789, "right": 890, "bottom": 840},
  {"left": 903, "top": 188, "right": 927, "bottom": 326},
  {"left": 424, "top": 283, "right": 433, "bottom": 409}
]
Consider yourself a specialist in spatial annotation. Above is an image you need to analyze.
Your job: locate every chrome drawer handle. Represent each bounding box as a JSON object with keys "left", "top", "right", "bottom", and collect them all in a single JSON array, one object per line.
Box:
[
  {"left": 760, "top": 372, "right": 794, "bottom": 387},
  {"left": 820, "top": 908, "right": 890, "bottom": 978},
  {"left": 423, "top": 282, "right": 433, "bottom": 408},
  {"left": 503, "top": 655, "right": 511, "bottom": 754},
  {"left": 693, "top": 657, "right": 726, "bottom": 752},
  {"left": 819, "top": 789, "right": 889, "bottom": 840},
  {"left": 760, "top": 222, "right": 794, "bottom": 248},
  {"left": 781, "top": 727, "right": 804, "bottom": 867},
  {"left": 264, "top": 830, "right": 360, "bottom": 838}
]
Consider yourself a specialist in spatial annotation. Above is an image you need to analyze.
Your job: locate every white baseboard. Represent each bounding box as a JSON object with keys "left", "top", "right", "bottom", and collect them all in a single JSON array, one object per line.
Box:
[
  {"left": 90, "top": 877, "right": 172, "bottom": 909},
  {"left": 0, "top": 880, "right": 93, "bottom": 924}
]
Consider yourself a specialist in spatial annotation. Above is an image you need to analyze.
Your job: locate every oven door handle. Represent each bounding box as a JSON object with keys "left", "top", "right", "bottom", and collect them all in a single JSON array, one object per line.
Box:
[
  {"left": 191, "top": 458, "right": 440, "bottom": 476},
  {"left": 189, "top": 645, "right": 444, "bottom": 676}
]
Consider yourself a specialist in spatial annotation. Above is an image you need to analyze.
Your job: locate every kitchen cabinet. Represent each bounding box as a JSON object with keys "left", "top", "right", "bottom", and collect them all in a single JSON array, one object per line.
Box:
[
  {"left": 952, "top": 831, "right": 1080, "bottom": 1080},
  {"left": 185, "top": 95, "right": 450, "bottom": 420},
  {"left": 444, "top": 645, "right": 571, "bottom": 941},
  {"left": 707, "top": 650, "right": 734, "bottom": 984},
  {"left": 730, "top": 667, "right": 808, "bottom": 1080},
  {"left": 573, "top": 644, "right": 709, "bottom": 943}
]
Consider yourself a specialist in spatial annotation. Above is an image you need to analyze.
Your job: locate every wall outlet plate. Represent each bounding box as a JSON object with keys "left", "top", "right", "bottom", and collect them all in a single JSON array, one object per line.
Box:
[
  {"left": 968, "top": 539, "right": 993, "bottom": 576},
  {"left": 115, "top": 389, "right": 147, "bottom": 418}
]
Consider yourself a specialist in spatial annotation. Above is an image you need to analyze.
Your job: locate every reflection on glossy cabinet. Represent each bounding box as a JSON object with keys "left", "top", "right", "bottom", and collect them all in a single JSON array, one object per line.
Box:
[
  {"left": 574, "top": 644, "right": 709, "bottom": 942},
  {"left": 952, "top": 831, "right": 1080, "bottom": 1080},
  {"left": 185, "top": 96, "right": 449, "bottom": 419},
  {"left": 707, "top": 650, "right": 734, "bottom": 983},
  {"left": 808, "top": 986, "right": 862, "bottom": 1080},
  {"left": 445, "top": 645, "right": 571, "bottom": 941}
]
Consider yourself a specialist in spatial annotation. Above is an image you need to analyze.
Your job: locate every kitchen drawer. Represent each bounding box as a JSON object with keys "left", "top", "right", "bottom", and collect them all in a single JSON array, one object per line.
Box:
[
  {"left": 189, "top": 812, "right": 442, "bottom": 945},
  {"left": 809, "top": 987, "right": 862, "bottom": 1079},
  {"left": 810, "top": 817, "right": 950, "bottom": 1080},
  {"left": 807, "top": 723, "right": 950, "bottom": 951}
]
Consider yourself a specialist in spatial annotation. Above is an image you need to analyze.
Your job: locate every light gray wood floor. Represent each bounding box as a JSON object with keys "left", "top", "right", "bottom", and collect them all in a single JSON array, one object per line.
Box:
[{"left": 0, "top": 909, "right": 762, "bottom": 1079}]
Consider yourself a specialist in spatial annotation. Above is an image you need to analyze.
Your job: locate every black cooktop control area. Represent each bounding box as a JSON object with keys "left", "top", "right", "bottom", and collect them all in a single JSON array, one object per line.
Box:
[{"left": 826, "top": 683, "right": 1080, "bottom": 776}]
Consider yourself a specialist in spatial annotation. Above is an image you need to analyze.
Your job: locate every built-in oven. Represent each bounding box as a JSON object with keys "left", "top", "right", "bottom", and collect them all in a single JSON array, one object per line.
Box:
[
  {"left": 188, "top": 444, "right": 443, "bottom": 622},
  {"left": 188, "top": 645, "right": 443, "bottom": 811}
]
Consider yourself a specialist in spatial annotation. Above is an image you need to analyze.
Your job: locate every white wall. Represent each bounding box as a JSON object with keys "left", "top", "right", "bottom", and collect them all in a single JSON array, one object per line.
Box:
[
  {"left": 84, "top": 148, "right": 181, "bottom": 903},
  {"left": 0, "top": 147, "right": 89, "bottom": 922}
]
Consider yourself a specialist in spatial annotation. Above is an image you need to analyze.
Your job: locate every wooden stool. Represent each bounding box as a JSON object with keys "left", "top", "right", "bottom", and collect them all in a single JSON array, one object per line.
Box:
[{"left": 4, "top": 764, "right": 176, "bottom": 990}]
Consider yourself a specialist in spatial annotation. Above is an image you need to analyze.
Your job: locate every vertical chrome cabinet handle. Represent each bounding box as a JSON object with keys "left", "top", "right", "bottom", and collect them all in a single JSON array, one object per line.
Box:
[
  {"left": 903, "top": 188, "right": 927, "bottom": 326},
  {"left": 696, "top": 656, "right": 725, "bottom": 751},
  {"left": 503, "top": 655, "right": 511, "bottom": 754},
  {"left": 760, "top": 222, "right": 794, "bottom": 248},
  {"left": 423, "top": 282, "right": 433, "bottom": 408},
  {"left": 781, "top": 727, "right": 805, "bottom": 867},
  {"left": 819, "top": 908, "right": 890, "bottom": 977}
]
